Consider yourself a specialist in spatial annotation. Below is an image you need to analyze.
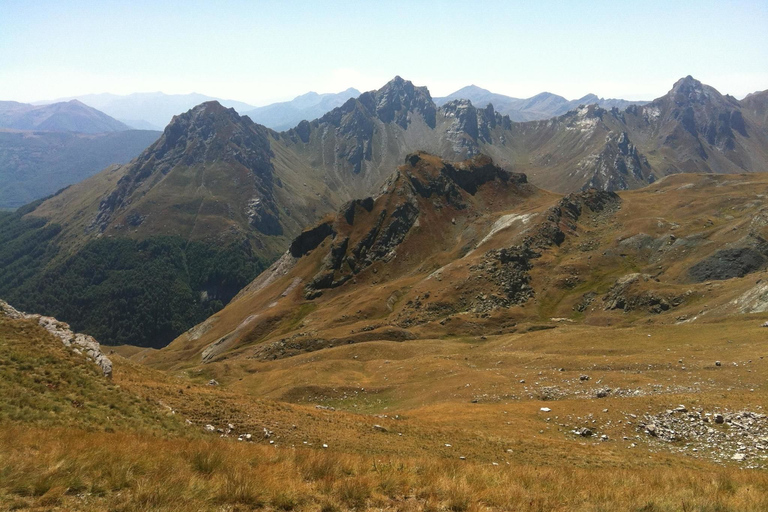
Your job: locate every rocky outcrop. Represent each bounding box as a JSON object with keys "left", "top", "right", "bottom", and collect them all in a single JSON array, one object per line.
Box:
[
  {"left": 289, "top": 221, "right": 335, "bottom": 258},
  {"left": 469, "top": 245, "right": 539, "bottom": 312},
  {"left": 406, "top": 152, "right": 524, "bottom": 208},
  {"left": 304, "top": 197, "right": 419, "bottom": 299},
  {"left": 0, "top": 299, "right": 112, "bottom": 377},
  {"left": 582, "top": 131, "right": 653, "bottom": 191},
  {"left": 468, "top": 188, "right": 621, "bottom": 315},
  {"left": 301, "top": 153, "right": 527, "bottom": 299},
  {"left": 526, "top": 189, "right": 621, "bottom": 249},
  {"left": 603, "top": 274, "right": 684, "bottom": 314}
]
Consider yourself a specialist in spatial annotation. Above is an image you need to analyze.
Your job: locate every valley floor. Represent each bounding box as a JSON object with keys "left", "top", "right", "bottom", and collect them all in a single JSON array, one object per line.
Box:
[{"left": 3, "top": 315, "right": 768, "bottom": 511}]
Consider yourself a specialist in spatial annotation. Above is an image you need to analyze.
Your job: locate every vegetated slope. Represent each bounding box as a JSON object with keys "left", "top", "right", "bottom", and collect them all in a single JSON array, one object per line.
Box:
[
  {"left": 243, "top": 88, "right": 361, "bottom": 131},
  {"left": 0, "top": 102, "right": 336, "bottom": 347},
  {"left": 2, "top": 167, "right": 768, "bottom": 511},
  {"left": 435, "top": 84, "right": 648, "bottom": 121},
  {"left": 31, "top": 101, "right": 336, "bottom": 255},
  {"left": 155, "top": 151, "right": 550, "bottom": 364},
  {"left": 0, "top": 129, "right": 161, "bottom": 208},
  {"left": 150, "top": 152, "right": 768, "bottom": 369},
  {"left": 5, "top": 301, "right": 768, "bottom": 511},
  {"left": 0, "top": 100, "right": 129, "bottom": 133},
  {"left": 101, "top": 153, "right": 768, "bottom": 508}
]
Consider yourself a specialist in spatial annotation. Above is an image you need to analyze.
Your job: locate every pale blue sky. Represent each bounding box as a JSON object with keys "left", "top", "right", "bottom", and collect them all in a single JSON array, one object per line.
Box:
[{"left": 1, "top": 0, "right": 766, "bottom": 105}]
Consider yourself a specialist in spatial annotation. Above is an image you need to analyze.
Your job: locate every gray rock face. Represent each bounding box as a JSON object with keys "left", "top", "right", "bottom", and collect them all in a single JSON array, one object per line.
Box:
[
  {"left": 289, "top": 222, "right": 336, "bottom": 258},
  {"left": 689, "top": 238, "right": 768, "bottom": 282},
  {"left": 441, "top": 100, "right": 512, "bottom": 157},
  {"left": 602, "top": 273, "right": 685, "bottom": 314},
  {"left": 470, "top": 246, "right": 538, "bottom": 312},
  {"left": 0, "top": 299, "right": 113, "bottom": 378}
]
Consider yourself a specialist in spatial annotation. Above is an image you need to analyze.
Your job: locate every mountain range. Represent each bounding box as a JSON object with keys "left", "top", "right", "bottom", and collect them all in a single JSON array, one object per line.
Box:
[
  {"left": 2, "top": 74, "right": 767, "bottom": 348},
  {"left": 42, "top": 85, "right": 644, "bottom": 133},
  {"left": 435, "top": 85, "right": 647, "bottom": 121},
  {"left": 5, "top": 75, "right": 768, "bottom": 504}
]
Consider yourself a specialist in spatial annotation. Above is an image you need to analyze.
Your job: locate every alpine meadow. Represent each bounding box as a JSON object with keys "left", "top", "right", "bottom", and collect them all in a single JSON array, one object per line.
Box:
[{"left": 1, "top": 1, "right": 768, "bottom": 511}]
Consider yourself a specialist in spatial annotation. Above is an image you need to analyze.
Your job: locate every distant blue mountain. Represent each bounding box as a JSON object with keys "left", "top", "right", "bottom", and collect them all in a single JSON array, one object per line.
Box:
[
  {"left": 0, "top": 100, "right": 129, "bottom": 133},
  {"left": 243, "top": 88, "right": 361, "bottom": 131}
]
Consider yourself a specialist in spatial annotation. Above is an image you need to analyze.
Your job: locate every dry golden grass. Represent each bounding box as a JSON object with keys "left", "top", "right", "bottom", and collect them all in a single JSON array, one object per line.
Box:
[
  {"left": 54, "top": 314, "right": 768, "bottom": 510},
  {"left": 2, "top": 316, "right": 768, "bottom": 511},
  {"left": 1, "top": 425, "right": 767, "bottom": 512}
]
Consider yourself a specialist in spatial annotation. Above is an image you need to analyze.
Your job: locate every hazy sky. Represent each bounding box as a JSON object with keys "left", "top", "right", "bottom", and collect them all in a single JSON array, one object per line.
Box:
[{"left": 1, "top": 0, "right": 766, "bottom": 105}]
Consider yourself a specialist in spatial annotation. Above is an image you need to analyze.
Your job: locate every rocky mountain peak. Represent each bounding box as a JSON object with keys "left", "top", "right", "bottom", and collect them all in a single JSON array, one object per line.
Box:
[
  {"left": 668, "top": 75, "right": 716, "bottom": 106},
  {"left": 372, "top": 76, "right": 437, "bottom": 129},
  {"left": 144, "top": 100, "right": 272, "bottom": 171},
  {"left": 92, "top": 100, "right": 276, "bottom": 234},
  {"left": 164, "top": 101, "right": 240, "bottom": 136},
  {"left": 646, "top": 76, "right": 747, "bottom": 152},
  {"left": 289, "top": 77, "right": 440, "bottom": 176}
]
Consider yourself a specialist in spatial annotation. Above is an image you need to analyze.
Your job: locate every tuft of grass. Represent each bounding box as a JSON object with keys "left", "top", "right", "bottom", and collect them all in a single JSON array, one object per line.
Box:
[
  {"left": 216, "top": 469, "right": 264, "bottom": 508},
  {"left": 336, "top": 475, "right": 373, "bottom": 509},
  {"left": 190, "top": 447, "right": 224, "bottom": 476}
]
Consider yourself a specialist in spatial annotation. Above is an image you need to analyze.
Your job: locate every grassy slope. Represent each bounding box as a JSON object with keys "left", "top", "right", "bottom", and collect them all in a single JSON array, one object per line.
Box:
[
  {"left": 3, "top": 309, "right": 768, "bottom": 510},
  {"left": 0, "top": 315, "right": 185, "bottom": 431},
  {"left": 3, "top": 172, "right": 768, "bottom": 508}
]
